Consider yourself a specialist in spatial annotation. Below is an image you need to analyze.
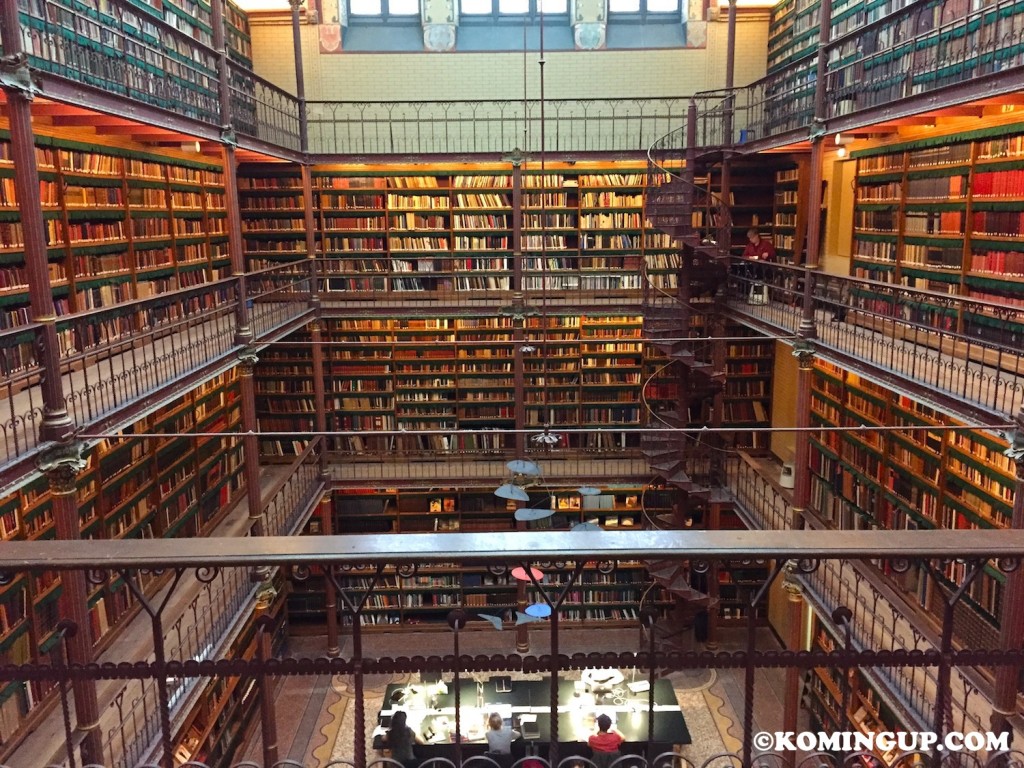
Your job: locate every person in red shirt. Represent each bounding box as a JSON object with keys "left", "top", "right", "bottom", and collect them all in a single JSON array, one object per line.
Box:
[
  {"left": 588, "top": 714, "right": 625, "bottom": 756},
  {"left": 741, "top": 228, "right": 776, "bottom": 283}
]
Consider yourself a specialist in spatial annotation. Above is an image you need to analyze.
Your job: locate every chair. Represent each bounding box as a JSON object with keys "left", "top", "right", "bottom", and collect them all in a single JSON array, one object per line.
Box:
[
  {"left": 591, "top": 751, "right": 621, "bottom": 768},
  {"left": 485, "top": 752, "right": 514, "bottom": 768}
]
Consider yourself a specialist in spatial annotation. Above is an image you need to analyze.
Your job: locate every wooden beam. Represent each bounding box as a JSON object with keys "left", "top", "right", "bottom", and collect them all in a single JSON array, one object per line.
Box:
[
  {"left": 94, "top": 125, "right": 191, "bottom": 139},
  {"left": 31, "top": 103, "right": 88, "bottom": 117},
  {"left": 51, "top": 115, "right": 139, "bottom": 127},
  {"left": 934, "top": 105, "right": 985, "bottom": 117}
]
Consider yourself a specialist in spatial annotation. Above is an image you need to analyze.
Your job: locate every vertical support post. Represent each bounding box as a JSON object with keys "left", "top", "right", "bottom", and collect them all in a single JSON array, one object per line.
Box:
[
  {"left": 781, "top": 574, "right": 804, "bottom": 768},
  {"left": 320, "top": 499, "right": 341, "bottom": 657},
  {"left": 639, "top": 607, "right": 657, "bottom": 759},
  {"left": 448, "top": 609, "right": 467, "bottom": 767},
  {"left": 301, "top": 164, "right": 319, "bottom": 304},
  {"left": 790, "top": 345, "right": 816, "bottom": 529},
  {"left": 991, "top": 409, "right": 1024, "bottom": 736},
  {"left": 289, "top": 0, "right": 309, "bottom": 152},
  {"left": 211, "top": 0, "right": 252, "bottom": 345},
  {"left": 238, "top": 352, "right": 265, "bottom": 535},
  {"left": 705, "top": 502, "right": 722, "bottom": 649},
  {"left": 511, "top": 153, "right": 526, "bottom": 458},
  {"left": 41, "top": 449, "right": 103, "bottom": 766},
  {"left": 257, "top": 618, "right": 280, "bottom": 766},
  {"left": 352, "top": 597, "right": 367, "bottom": 768},
  {"left": 548, "top": 609, "right": 560, "bottom": 766},
  {"left": 0, "top": 10, "right": 74, "bottom": 443},
  {"left": 310, "top": 319, "right": 328, "bottom": 470}
]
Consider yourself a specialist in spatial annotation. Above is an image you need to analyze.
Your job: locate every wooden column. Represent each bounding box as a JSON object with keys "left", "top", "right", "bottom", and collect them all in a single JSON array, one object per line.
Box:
[
  {"left": 310, "top": 319, "right": 328, "bottom": 471},
  {"left": 990, "top": 407, "right": 1024, "bottom": 736},
  {"left": 42, "top": 450, "right": 103, "bottom": 765},
  {"left": 705, "top": 502, "right": 722, "bottom": 649}
]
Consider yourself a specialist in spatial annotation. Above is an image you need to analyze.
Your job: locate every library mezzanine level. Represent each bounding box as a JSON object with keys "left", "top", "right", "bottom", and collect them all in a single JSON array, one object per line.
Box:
[{"left": 2, "top": 0, "right": 1024, "bottom": 766}]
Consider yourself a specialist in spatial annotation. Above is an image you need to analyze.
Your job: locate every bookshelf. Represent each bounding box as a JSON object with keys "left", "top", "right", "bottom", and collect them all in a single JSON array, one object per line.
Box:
[
  {"left": 171, "top": 574, "right": 287, "bottom": 766},
  {"left": 808, "top": 361, "right": 1007, "bottom": 646},
  {"left": 772, "top": 162, "right": 809, "bottom": 262},
  {"left": 256, "top": 312, "right": 672, "bottom": 459},
  {"left": 239, "top": 165, "right": 308, "bottom": 269},
  {"left": 294, "top": 163, "right": 680, "bottom": 298},
  {"left": 0, "top": 125, "right": 229, "bottom": 341},
  {"left": 804, "top": 614, "right": 916, "bottom": 764},
  {"left": 708, "top": 160, "right": 784, "bottom": 256},
  {"left": 0, "top": 373, "right": 243, "bottom": 753},
  {"left": 851, "top": 122, "right": 1024, "bottom": 346},
  {"left": 17, "top": 0, "right": 252, "bottom": 127}
]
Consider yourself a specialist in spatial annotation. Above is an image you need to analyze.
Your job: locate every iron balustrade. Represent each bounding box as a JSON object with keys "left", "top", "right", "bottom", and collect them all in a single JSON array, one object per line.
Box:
[
  {"left": 229, "top": 62, "right": 303, "bottom": 152},
  {"left": 731, "top": 0, "right": 1024, "bottom": 145},
  {"left": 96, "top": 441, "right": 325, "bottom": 767},
  {"left": 1, "top": 530, "right": 1024, "bottom": 767},
  {"left": 724, "top": 260, "right": 1024, "bottom": 423},
  {"left": 306, "top": 99, "right": 691, "bottom": 156},
  {"left": 724, "top": 455, "right": 997, "bottom": 748},
  {"left": 246, "top": 262, "right": 315, "bottom": 340},
  {"left": 0, "top": 269, "right": 312, "bottom": 478}
]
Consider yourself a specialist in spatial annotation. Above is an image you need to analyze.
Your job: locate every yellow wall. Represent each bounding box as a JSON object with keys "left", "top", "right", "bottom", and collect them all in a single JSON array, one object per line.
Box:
[
  {"left": 770, "top": 338, "right": 797, "bottom": 462},
  {"left": 822, "top": 151, "right": 855, "bottom": 276},
  {"left": 251, "top": 19, "right": 770, "bottom": 102}
]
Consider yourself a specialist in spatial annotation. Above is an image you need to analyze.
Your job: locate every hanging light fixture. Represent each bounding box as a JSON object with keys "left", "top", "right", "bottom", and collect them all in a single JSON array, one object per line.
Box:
[
  {"left": 506, "top": 459, "right": 542, "bottom": 476},
  {"left": 514, "top": 507, "right": 557, "bottom": 522},
  {"left": 495, "top": 483, "right": 531, "bottom": 501},
  {"left": 511, "top": 566, "right": 545, "bottom": 581}
]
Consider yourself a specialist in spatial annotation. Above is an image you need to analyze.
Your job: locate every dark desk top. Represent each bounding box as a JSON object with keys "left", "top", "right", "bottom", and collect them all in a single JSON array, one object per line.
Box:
[{"left": 375, "top": 676, "right": 691, "bottom": 750}]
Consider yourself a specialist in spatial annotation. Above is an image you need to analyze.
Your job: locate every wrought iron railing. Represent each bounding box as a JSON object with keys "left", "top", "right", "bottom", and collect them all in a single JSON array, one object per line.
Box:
[
  {"left": 229, "top": 62, "right": 303, "bottom": 151},
  {"left": 1, "top": 530, "right": 1023, "bottom": 768},
  {"left": 100, "top": 441, "right": 325, "bottom": 767},
  {"left": 0, "top": 268, "right": 312, "bottom": 476},
  {"left": 725, "top": 456, "right": 998, "bottom": 747},
  {"left": 732, "top": 0, "right": 1024, "bottom": 145},
  {"left": 724, "top": 260, "right": 1024, "bottom": 422},
  {"left": 307, "top": 99, "right": 691, "bottom": 156}
]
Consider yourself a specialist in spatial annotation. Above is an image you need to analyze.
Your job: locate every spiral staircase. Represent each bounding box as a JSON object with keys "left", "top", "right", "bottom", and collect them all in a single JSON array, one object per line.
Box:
[{"left": 639, "top": 124, "right": 737, "bottom": 651}]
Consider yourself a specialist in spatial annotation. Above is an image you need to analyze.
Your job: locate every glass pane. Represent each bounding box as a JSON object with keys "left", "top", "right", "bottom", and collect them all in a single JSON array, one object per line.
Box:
[
  {"left": 499, "top": 0, "right": 528, "bottom": 12},
  {"left": 350, "top": 0, "right": 382, "bottom": 14},
  {"left": 646, "top": 0, "right": 678, "bottom": 10},
  {"left": 608, "top": 0, "right": 640, "bottom": 11},
  {"left": 389, "top": 0, "right": 420, "bottom": 13},
  {"left": 462, "top": 0, "right": 493, "bottom": 13},
  {"left": 539, "top": 0, "right": 567, "bottom": 12}
]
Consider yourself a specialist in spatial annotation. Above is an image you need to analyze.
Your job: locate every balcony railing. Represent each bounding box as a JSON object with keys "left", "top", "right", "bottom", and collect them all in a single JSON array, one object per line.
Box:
[
  {"left": 724, "top": 260, "right": 1024, "bottom": 422},
  {"left": 1, "top": 529, "right": 1023, "bottom": 768},
  {"left": 99, "top": 441, "right": 324, "bottom": 767},
  {"left": 733, "top": 0, "right": 1024, "bottom": 145},
  {"left": 307, "top": 99, "right": 691, "bottom": 156},
  {"left": 0, "top": 268, "right": 312, "bottom": 478},
  {"left": 725, "top": 456, "right": 1000, "bottom": 746}
]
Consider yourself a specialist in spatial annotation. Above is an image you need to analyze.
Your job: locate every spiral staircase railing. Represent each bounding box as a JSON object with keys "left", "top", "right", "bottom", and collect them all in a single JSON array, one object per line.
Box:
[{"left": 637, "top": 95, "right": 745, "bottom": 652}]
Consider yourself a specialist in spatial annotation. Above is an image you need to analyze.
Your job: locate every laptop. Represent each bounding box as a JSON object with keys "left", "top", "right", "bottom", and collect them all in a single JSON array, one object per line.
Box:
[
  {"left": 519, "top": 714, "right": 541, "bottom": 740},
  {"left": 494, "top": 675, "right": 512, "bottom": 693}
]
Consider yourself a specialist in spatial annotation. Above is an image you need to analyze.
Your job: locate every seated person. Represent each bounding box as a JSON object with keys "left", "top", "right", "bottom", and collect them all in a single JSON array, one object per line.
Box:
[
  {"left": 486, "top": 712, "right": 521, "bottom": 762},
  {"left": 588, "top": 713, "right": 624, "bottom": 764},
  {"left": 741, "top": 228, "right": 776, "bottom": 282},
  {"left": 382, "top": 710, "right": 424, "bottom": 768}
]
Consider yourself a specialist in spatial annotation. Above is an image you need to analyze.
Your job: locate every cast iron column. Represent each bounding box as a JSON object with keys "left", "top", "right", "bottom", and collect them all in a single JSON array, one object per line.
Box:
[
  {"left": 790, "top": 344, "right": 816, "bottom": 529},
  {"left": 320, "top": 498, "right": 340, "bottom": 656},
  {"left": 256, "top": 617, "right": 280, "bottom": 766},
  {"left": 289, "top": 0, "right": 309, "bottom": 152},
  {"left": 781, "top": 573, "right": 804, "bottom": 768},
  {"left": 40, "top": 447, "right": 103, "bottom": 765},
  {"left": 211, "top": 0, "right": 253, "bottom": 345},
  {"left": 0, "top": 11, "right": 74, "bottom": 443},
  {"left": 990, "top": 407, "right": 1024, "bottom": 737},
  {"left": 238, "top": 351, "right": 265, "bottom": 535}
]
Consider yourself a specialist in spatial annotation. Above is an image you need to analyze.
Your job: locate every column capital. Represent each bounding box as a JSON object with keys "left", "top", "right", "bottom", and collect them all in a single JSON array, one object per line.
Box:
[
  {"left": 791, "top": 339, "right": 816, "bottom": 369},
  {"left": 0, "top": 53, "right": 37, "bottom": 101},
  {"left": 238, "top": 349, "right": 260, "bottom": 375},
  {"left": 1005, "top": 407, "right": 1024, "bottom": 479},
  {"left": 39, "top": 442, "right": 89, "bottom": 495}
]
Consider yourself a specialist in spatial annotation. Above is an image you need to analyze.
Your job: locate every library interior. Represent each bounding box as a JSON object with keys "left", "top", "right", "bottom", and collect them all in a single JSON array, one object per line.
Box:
[{"left": 0, "top": 0, "right": 1023, "bottom": 765}]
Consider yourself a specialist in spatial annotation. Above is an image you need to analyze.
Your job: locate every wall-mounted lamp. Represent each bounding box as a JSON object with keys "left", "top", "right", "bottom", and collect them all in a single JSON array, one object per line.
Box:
[{"left": 834, "top": 133, "right": 854, "bottom": 159}]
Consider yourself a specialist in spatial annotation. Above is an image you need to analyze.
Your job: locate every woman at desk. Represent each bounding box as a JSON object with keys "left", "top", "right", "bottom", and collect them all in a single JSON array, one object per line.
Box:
[
  {"left": 486, "top": 712, "right": 521, "bottom": 756},
  {"left": 384, "top": 710, "right": 424, "bottom": 768}
]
